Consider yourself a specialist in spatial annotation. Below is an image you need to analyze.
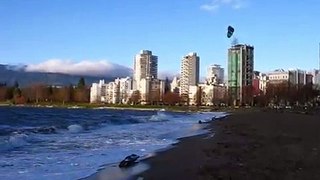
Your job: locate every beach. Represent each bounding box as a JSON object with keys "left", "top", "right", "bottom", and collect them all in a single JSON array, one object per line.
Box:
[{"left": 135, "top": 109, "right": 320, "bottom": 180}]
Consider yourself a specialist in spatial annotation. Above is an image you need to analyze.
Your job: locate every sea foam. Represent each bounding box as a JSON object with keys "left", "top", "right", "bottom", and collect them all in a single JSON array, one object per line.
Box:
[{"left": 68, "top": 124, "right": 83, "bottom": 133}]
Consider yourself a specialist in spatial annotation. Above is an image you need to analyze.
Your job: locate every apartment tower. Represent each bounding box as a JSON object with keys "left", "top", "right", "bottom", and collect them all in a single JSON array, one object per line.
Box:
[
  {"left": 133, "top": 50, "right": 158, "bottom": 91},
  {"left": 180, "top": 52, "right": 200, "bottom": 102},
  {"left": 228, "top": 44, "right": 254, "bottom": 106}
]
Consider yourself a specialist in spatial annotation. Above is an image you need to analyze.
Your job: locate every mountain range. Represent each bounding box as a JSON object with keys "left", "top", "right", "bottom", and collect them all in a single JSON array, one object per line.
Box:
[{"left": 0, "top": 64, "right": 126, "bottom": 87}]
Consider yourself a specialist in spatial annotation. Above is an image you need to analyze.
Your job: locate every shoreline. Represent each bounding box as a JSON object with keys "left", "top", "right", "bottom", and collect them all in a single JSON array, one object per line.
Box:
[
  {"left": 82, "top": 112, "right": 223, "bottom": 180},
  {"left": 134, "top": 110, "right": 320, "bottom": 180},
  {"left": 0, "top": 102, "right": 228, "bottom": 113},
  {"left": 0, "top": 103, "right": 185, "bottom": 113}
]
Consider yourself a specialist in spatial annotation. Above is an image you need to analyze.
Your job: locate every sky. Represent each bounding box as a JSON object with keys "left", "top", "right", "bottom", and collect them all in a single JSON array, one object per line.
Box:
[{"left": 1, "top": 0, "right": 320, "bottom": 77}]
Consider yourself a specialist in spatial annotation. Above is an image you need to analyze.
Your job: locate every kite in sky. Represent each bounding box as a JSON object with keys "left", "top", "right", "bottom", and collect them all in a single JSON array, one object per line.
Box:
[{"left": 227, "top": 26, "right": 234, "bottom": 38}]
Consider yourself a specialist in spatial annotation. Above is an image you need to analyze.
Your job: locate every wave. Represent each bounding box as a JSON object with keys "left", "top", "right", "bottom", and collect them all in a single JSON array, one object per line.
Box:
[
  {"left": 128, "top": 111, "right": 171, "bottom": 123},
  {"left": 68, "top": 124, "right": 83, "bottom": 133},
  {"left": 0, "top": 108, "right": 172, "bottom": 136},
  {"left": 9, "top": 133, "right": 29, "bottom": 148},
  {"left": 0, "top": 126, "right": 58, "bottom": 137},
  {"left": 149, "top": 111, "right": 169, "bottom": 122},
  {"left": 0, "top": 111, "right": 227, "bottom": 138},
  {"left": 0, "top": 133, "right": 31, "bottom": 152}
]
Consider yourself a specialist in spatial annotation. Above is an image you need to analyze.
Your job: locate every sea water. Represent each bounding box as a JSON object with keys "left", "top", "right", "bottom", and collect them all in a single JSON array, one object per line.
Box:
[{"left": 0, "top": 106, "right": 226, "bottom": 180}]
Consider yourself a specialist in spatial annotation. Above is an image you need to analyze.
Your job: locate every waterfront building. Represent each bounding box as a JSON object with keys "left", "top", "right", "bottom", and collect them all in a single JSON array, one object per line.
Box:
[
  {"left": 180, "top": 52, "right": 200, "bottom": 103},
  {"left": 90, "top": 80, "right": 105, "bottom": 103},
  {"left": 228, "top": 44, "right": 254, "bottom": 106},
  {"left": 133, "top": 50, "right": 158, "bottom": 91},
  {"left": 90, "top": 77, "right": 132, "bottom": 104}
]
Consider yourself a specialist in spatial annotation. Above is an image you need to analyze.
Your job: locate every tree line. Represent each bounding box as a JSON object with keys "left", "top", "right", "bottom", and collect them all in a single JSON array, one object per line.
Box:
[
  {"left": 0, "top": 78, "right": 89, "bottom": 104},
  {"left": 1, "top": 78, "right": 319, "bottom": 107},
  {"left": 254, "top": 83, "right": 320, "bottom": 107}
]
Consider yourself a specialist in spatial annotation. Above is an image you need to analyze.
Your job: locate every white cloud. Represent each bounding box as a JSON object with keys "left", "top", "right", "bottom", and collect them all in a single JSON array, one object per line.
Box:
[
  {"left": 200, "top": 0, "right": 247, "bottom": 12},
  {"left": 200, "top": 4, "right": 220, "bottom": 11},
  {"left": 158, "top": 70, "right": 180, "bottom": 80},
  {"left": 25, "top": 59, "right": 132, "bottom": 77}
]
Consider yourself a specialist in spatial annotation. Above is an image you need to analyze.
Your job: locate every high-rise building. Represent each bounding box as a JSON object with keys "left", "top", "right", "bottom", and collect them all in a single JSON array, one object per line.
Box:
[
  {"left": 206, "top": 64, "right": 224, "bottom": 85},
  {"left": 133, "top": 50, "right": 158, "bottom": 91},
  {"left": 310, "top": 69, "right": 320, "bottom": 85},
  {"left": 288, "top": 69, "right": 306, "bottom": 85},
  {"left": 228, "top": 44, "right": 254, "bottom": 106},
  {"left": 180, "top": 52, "right": 200, "bottom": 101},
  {"left": 315, "top": 73, "right": 320, "bottom": 88}
]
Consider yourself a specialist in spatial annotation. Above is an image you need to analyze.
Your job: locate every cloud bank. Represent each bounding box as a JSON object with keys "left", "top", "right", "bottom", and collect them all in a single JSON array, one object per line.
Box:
[
  {"left": 25, "top": 59, "right": 132, "bottom": 77},
  {"left": 201, "top": 0, "right": 247, "bottom": 12},
  {"left": 158, "top": 71, "right": 180, "bottom": 80}
]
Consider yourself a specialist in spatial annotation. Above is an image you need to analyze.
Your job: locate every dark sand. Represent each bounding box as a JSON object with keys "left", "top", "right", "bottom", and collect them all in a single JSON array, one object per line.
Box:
[{"left": 136, "top": 110, "right": 320, "bottom": 180}]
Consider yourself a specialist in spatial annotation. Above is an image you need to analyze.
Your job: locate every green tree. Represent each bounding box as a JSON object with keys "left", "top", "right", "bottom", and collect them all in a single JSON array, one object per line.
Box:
[
  {"left": 195, "top": 86, "right": 202, "bottom": 107},
  {"left": 5, "top": 87, "right": 14, "bottom": 100},
  {"left": 14, "top": 88, "right": 22, "bottom": 97},
  {"left": 13, "top": 81, "right": 21, "bottom": 97},
  {"left": 68, "top": 84, "right": 74, "bottom": 102},
  {"left": 163, "top": 92, "right": 180, "bottom": 106},
  {"left": 130, "top": 90, "right": 141, "bottom": 105},
  {"left": 47, "top": 86, "right": 54, "bottom": 102},
  {"left": 164, "top": 77, "right": 170, "bottom": 94},
  {"left": 77, "top": 77, "right": 85, "bottom": 89},
  {"left": 14, "top": 81, "right": 19, "bottom": 88}
]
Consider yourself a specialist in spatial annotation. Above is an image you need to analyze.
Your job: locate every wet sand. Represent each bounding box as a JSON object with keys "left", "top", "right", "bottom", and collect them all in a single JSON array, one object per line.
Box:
[{"left": 136, "top": 110, "right": 320, "bottom": 180}]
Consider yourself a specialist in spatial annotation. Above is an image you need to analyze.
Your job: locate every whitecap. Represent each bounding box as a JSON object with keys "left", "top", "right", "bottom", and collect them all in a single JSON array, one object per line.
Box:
[
  {"left": 149, "top": 111, "right": 169, "bottom": 122},
  {"left": 68, "top": 124, "right": 83, "bottom": 133},
  {"left": 8, "top": 133, "right": 29, "bottom": 148}
]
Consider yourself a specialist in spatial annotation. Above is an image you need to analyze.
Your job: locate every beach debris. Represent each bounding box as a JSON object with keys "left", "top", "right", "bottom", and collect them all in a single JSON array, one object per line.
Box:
[
  {"left": 198, "top": 116, "right": 217, "bottom": 124},
  {"left": 119, "top": 154, "right": 140, "bottom": 168},
  {"left": 198, "top": 120, "right": 211, "bottom": 124}
]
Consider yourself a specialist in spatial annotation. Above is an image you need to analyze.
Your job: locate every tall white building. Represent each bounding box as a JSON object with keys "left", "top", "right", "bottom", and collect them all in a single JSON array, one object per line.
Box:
[
  {"left": 180, "top": 52, "right": 200, "bottom": 100},
  {"left": 206, "top": 64, "right": 224, "bottom": 85},
  {"left": 115, "top": 77, "right": 133, "bottom": 104},
  {"left": 90, "top": 77, "right": 132, "bottom": 104},
  {"left": 132, "top": 50, "right": 164, "bottom": 104},
  {"left": 104, "top": 81, "right": 118, "bottom": 104},
  {"left": 133, "top": 50, "right": 158, "bottom": 91},
  {"left": 90, "top": 80, "right": 105, "bottom": 103}
]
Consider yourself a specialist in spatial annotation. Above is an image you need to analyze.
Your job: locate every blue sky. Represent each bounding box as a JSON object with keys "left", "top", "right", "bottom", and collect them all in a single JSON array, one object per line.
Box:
[{"left": 1, "top": 0, "right": 320, "bottom": 77}]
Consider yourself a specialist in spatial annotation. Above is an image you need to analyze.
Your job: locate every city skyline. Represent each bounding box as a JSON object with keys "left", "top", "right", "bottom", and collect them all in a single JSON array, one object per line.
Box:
[{"left": 1, "top": 0, "right": 320, "bottom": 77}]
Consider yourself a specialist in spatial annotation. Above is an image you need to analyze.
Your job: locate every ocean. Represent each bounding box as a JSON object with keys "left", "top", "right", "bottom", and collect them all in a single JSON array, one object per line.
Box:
[{"left": 0, "top": 106, "right": 226, "bottom": 180}]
